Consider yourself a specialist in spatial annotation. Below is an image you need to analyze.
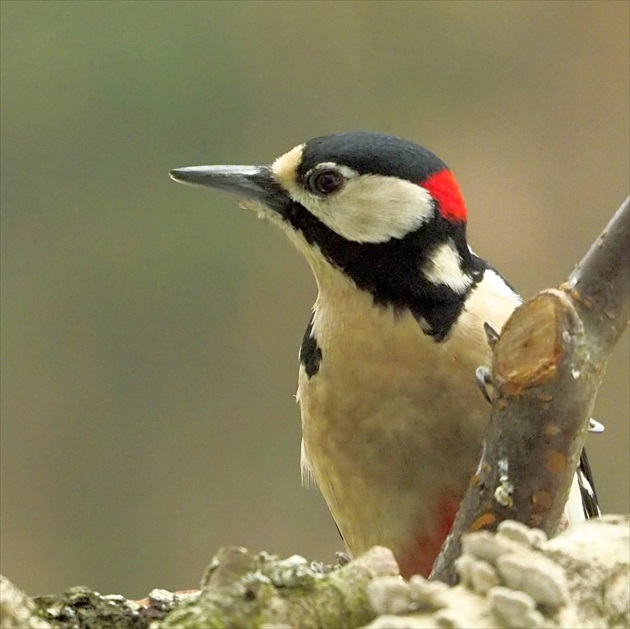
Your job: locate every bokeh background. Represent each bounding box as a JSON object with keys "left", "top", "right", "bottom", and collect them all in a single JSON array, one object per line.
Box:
[{"left": 1, "top": 0, "right": 628, "bottom": 599}]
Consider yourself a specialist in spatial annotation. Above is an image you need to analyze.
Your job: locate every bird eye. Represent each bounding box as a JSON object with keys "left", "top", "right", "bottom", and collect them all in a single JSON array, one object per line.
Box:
[{"left": 307, "top": 169, "right": 345, "bottom": 196}]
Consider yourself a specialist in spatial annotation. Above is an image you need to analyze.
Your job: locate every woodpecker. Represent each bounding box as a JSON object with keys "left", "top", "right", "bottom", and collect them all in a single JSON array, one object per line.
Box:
[{"left": 170, "top": 131, "right": 600, "bottom": 578}]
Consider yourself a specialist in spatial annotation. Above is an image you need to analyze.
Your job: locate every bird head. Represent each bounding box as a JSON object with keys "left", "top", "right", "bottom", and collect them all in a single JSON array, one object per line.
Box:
[{"left": 171, "top": 131, "right": 484, "bottom": 338}]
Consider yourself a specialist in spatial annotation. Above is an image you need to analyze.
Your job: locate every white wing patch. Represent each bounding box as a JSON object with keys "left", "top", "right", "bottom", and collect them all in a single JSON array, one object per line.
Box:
[{"left": 561, "top": 473, "right": 587, "bottom": 528}]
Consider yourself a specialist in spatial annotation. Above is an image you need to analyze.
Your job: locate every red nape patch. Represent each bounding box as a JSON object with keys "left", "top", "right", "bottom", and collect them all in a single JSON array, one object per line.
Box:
[
  {"left": 397, "top": 494, "right": 461, "bottom": 579},
  {"left": 421, "top": 170, "right": 467, "bottom": 222}
]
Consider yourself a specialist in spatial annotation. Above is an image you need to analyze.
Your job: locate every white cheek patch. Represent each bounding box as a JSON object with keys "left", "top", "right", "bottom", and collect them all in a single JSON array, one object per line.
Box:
[
  {"left": 281, "top": 173, "right": 435, "bottom": 244},
  {"left": 318, "top": 175, "right": 434, "bottom": 243},
  {"left": 423, "top": 239, "right": 473, "bottom": 293}
]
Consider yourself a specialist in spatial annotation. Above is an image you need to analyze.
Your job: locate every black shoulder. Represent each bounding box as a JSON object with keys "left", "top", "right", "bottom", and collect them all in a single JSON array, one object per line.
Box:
[{"left": 300, "top": 315, "right": 322, "bottom": 378}]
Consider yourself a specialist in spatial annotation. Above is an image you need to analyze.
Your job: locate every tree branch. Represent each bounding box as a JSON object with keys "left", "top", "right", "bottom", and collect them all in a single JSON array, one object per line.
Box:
[{"left": 431, "top": 197, "right": 629, "bottom": 584}]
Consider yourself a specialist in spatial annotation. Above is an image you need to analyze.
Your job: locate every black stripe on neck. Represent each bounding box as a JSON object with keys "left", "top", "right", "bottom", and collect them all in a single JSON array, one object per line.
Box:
[
  {"left": 300, "top": 315, "right": 322, "bottom": 378},
  {"left": 282, "top": 201, "right": 485, "bottom": 341}
]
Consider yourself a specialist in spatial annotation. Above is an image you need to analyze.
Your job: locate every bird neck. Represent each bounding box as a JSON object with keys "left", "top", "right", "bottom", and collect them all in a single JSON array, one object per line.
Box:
[{"left": 306, "top": 237, "right": 484, "bottom": 342}]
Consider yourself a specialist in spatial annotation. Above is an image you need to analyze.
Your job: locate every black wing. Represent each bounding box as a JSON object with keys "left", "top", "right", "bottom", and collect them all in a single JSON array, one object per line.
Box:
[{"left": 577, "top": 448, "right": 601, "bottom": 518}]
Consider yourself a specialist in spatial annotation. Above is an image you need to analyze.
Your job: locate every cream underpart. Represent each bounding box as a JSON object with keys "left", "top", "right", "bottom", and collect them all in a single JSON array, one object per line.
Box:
[
  {"left": 297, "top": 255, "right": 520, "bottom": 558},
  {"left": 272, "top": 146, "right": 435, "bottom": 243}
]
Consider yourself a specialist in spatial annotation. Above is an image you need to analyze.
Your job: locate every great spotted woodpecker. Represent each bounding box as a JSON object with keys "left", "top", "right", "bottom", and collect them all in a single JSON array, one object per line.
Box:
[{"left": 170, "top": 131, "right": 600, "bottom": 578}]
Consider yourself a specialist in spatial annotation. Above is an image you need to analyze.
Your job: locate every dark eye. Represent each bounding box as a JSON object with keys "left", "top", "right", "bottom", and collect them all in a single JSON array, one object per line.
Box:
[{"left": 307, "top": 169, "right": 345, "bottom": 195}]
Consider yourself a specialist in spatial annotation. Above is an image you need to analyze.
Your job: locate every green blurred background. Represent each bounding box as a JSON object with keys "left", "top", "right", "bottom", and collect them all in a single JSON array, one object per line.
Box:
[{"left": 1, "top": 0, "right": 628, "bottom": 599}]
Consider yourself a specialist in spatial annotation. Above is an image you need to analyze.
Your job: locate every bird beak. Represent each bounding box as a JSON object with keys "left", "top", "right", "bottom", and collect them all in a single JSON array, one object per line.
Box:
[{"left": 169, "top": 165, "right": 290, "bottom": 214}]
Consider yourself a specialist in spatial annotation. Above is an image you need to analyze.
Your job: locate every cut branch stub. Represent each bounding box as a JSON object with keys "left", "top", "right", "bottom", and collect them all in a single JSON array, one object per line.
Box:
[
  {"left": 490, "top": 290, "right": 596, "bottom": 530},
  {"left": 431, "top": 289, "right": 602, "bottom": 584},
  {"left": 478, "top": 290, "right": 597, "bottom": 532},
  {"left": 493, "top": 291, "right": 582, "bottom": 396},
  {"left": 431, "top": 198, "right": 629, "bottom": 585}
]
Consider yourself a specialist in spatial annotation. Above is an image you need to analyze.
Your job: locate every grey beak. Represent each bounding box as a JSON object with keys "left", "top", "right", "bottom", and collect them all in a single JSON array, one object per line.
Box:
[{"left": 169, "top": 165, "right": 290, "bottom": 213}]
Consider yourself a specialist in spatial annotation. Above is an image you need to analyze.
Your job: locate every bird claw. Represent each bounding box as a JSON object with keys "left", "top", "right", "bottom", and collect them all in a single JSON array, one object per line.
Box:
[
  {"left": 483, "top": 321, "right": 500, "bottom": 349},
  {"left": 335, "top": 551, "right": 352, "bottom": 566},
  {"left": 588, "top": 418, "right": 605, "bottom": 433},
  {"left": 476, "top": 366, "right": 496, "bottom": 404}
]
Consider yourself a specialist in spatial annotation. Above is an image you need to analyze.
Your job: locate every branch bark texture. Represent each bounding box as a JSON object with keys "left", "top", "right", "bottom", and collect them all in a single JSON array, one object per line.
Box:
[{"left": 431, "top": 197, "right": 629, "bottom": 584}]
